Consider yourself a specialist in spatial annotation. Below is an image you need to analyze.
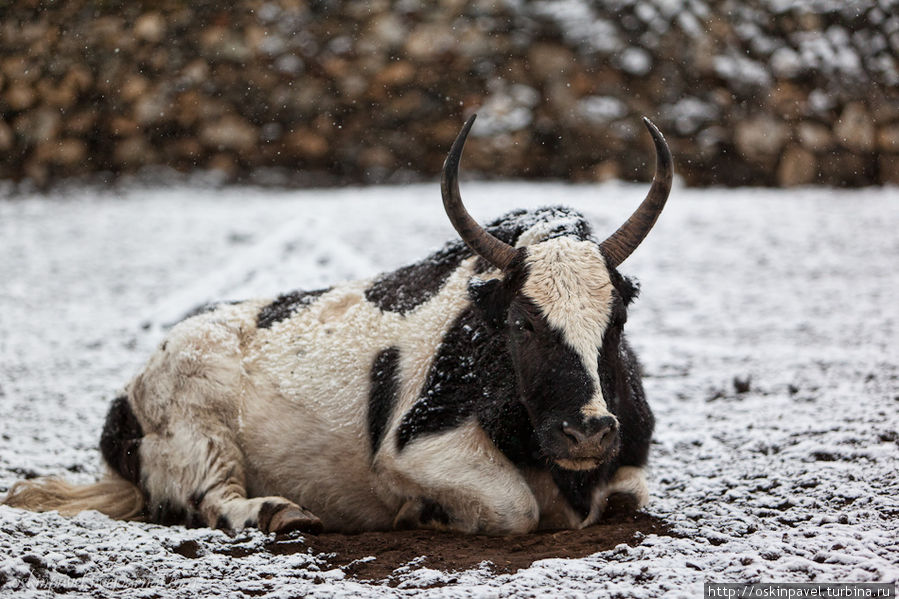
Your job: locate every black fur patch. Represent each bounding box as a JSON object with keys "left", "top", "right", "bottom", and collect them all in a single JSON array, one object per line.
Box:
[
  {"left": 396, "top": 305, "right": 514, "bottom": 449},
  {"left": 599, "top": 335, "right": 654, "bottom": 468},
  {"left": 99, "top": 396, "right": 143, "bottom": 486},
  {"left": 368, "top": 347, "right": 401, "bottom": 456},
  {"left": 189, "top": 489, "right": 207, "bottom": 511},
  {"left": 550, "top": 466, "right": 613, "bottom": 519},
  {"left": 419, "top": 499, "right": 451, "bottom": 526},
  {"left": 478, "top": 393, "right": 541, "bottom": 464},
  {"left": 364, "top": 244, "right": 475, "bottom": 314},
  {"left": 609, "top": 268, "right": 640, "bottom": 307},
  {"left": 150, "top": 500, "right": 188, "bottom": 526},
  {"left": 256, "top": 288, "right": 329, "bottom": 329},
  {"left": 215, "top": 515, "right": 232, "bottom": 531},
  {"left": 395, "top": 252, "right": 531, "bottom": 449},
  {"left": 505, "top": 297, "right": 597, "bottom": 424},
  {"left": 257, "top": 500, "right": 281, "bottom": 531}
]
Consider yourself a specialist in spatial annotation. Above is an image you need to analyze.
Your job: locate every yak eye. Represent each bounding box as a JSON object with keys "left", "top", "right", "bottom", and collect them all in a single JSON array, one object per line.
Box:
[{"left": 513, "top": 318, "right": 534, "bottom": 334}]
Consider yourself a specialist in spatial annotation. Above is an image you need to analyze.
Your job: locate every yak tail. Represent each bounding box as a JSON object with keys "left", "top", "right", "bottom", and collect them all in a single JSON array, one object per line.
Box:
[{"left": 1, "top": 472, "right": 145, "bottom": 521}]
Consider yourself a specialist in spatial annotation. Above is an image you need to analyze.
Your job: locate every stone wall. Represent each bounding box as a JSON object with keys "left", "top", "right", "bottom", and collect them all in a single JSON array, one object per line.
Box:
[{"left": 1, "top": 0, "right": 898, "bottom": 187}]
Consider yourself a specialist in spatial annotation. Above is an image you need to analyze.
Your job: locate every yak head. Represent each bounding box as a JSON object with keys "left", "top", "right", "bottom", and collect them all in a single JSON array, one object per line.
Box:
[{"left": 441, "top": 114, "right": 672, "bottom": 471}]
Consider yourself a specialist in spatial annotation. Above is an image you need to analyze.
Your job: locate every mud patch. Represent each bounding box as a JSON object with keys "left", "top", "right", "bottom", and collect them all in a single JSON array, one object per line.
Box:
[{"left": 262, "top": 511, "right": 669, "bottom": 582}]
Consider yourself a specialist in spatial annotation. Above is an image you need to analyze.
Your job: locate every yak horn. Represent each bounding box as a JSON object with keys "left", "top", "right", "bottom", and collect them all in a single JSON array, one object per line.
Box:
[
  {"left": 599, "top": 117, "right": 673, "bottom": 268},
  {"left": 441, "top": 114, "right": 518, "bottom": 271}
]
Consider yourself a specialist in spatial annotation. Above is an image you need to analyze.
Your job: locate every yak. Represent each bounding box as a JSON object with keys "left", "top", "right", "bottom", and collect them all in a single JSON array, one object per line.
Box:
[{"left": 3, "top": 115, "right": 672, "bottom": 535}]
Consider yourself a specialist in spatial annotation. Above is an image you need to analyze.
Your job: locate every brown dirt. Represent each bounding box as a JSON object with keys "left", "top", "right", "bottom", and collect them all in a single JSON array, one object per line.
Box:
[{"left": 258, "top": 510, "right": 671, "bottom": 582}]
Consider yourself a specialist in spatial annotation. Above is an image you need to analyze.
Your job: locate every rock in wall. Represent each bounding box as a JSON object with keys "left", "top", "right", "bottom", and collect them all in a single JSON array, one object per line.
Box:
[{"left": 1, "top": 0, "right": 897, "bottom": 187}]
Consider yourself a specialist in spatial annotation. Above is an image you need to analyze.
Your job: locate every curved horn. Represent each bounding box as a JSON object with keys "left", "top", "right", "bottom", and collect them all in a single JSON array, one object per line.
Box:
[
  {"left": 441, "top": 114, "right": 518, "bottom": 271},
  {"left": 599, "top": 117, "right": 673, "bottom": 268}
]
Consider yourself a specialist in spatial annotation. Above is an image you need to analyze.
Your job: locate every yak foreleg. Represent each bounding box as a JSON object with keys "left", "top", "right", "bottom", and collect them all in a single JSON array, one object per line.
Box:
[{"left": 377, "top": 420, "right": 539, "bottom": 535}]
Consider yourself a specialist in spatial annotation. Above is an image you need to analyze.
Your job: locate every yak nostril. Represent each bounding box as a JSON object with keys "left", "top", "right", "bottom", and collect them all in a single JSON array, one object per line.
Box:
[
  {"left": 561, "top": 421, "right": 588, "bottom": 445},
  {"left": 594, "top": 415, "right": 617, "bottom": 435},
  {"left": 592, "top": 416, "right": 618, "bottom": 444}
]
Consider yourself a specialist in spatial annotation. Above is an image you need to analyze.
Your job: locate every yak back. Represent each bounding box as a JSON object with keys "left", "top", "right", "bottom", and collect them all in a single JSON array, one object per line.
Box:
[{"left": 365, "top": 206, "right": 596, "bottom": 314}]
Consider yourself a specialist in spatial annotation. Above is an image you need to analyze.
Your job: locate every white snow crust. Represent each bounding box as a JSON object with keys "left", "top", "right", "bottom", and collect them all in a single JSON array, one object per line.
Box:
[{"left": 1, "top": 181, "right": 897, "bottom": 597}]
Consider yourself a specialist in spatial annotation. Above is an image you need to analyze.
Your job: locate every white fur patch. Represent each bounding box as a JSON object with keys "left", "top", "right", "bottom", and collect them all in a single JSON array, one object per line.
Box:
[
  {"left": 522, "top": 237, "right": 615, "bottom": 421},
  {"left": 607, "top": 466, "right": 650, "bottom": 508}
]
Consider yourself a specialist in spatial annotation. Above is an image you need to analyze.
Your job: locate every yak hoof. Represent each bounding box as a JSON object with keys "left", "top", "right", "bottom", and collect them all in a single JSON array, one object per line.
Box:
[
  {"left": 603, "top": 492, "right": 641, "bottom": 518},
  {"left": 260, "top": 502, "right": 323, "bottom": 535},
  {"left": 271, "top": 507, "right": 323, "bottom": 535}
]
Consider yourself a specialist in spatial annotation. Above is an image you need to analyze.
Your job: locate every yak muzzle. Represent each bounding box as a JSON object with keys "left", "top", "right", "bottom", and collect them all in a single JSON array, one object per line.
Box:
[{"left": 552, "top": 415, "right": 619, "bottom": 471}]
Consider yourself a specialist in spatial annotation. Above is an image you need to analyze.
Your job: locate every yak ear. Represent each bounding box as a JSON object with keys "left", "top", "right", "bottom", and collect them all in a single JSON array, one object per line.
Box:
[
  {"left": 612, "top": 271, "right": 641, "bottom": 306},
  {"left": 468, "top": 278, "right": 510, "bottom": 328}
]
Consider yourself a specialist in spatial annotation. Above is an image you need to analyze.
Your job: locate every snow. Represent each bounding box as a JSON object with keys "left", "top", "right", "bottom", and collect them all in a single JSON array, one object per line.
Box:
[
  {"left": 713, "top": 53, "right": 772, "bottom": 90},
  {"left": 616, "top": 47, "right": 653, "bottom": 75},
  {"left": 1, "top": 181, "right": 898, "bottom": 597},
  {"left": 578, "top": 95, "right": 628, "bottom": 124},
  {"left": 662, "top": 97, "right": 719, "bottom": 136},
  {"left": 531, "top": 1, "right": 622, "bottom": 54},
  {"left": 528, "top": 0, "right": 899, "bottom": 91},
  {"left": 475, "top": 81, "right": 540, "bottom": 136}
]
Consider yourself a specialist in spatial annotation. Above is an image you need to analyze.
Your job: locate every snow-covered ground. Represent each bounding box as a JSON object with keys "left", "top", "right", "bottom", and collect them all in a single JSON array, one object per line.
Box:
[{"left": 1, "top": 181, "right": 897, "bottom": 597}]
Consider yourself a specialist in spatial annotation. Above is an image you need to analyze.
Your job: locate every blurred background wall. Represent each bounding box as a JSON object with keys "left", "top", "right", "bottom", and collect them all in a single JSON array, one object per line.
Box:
[{"left": 1, "top": 0, "right": 897, "bottom": 188}]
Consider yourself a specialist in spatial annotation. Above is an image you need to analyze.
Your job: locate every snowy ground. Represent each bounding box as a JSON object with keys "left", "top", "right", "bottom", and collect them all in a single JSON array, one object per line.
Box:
[{"left": 0, "top": 181, "right": 897, "bottom": 597}]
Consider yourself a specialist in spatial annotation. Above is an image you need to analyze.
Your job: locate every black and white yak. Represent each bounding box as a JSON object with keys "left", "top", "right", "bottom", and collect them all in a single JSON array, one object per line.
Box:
[{"left": 3, "top": 115, "right": 673, "bottom": 535}]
